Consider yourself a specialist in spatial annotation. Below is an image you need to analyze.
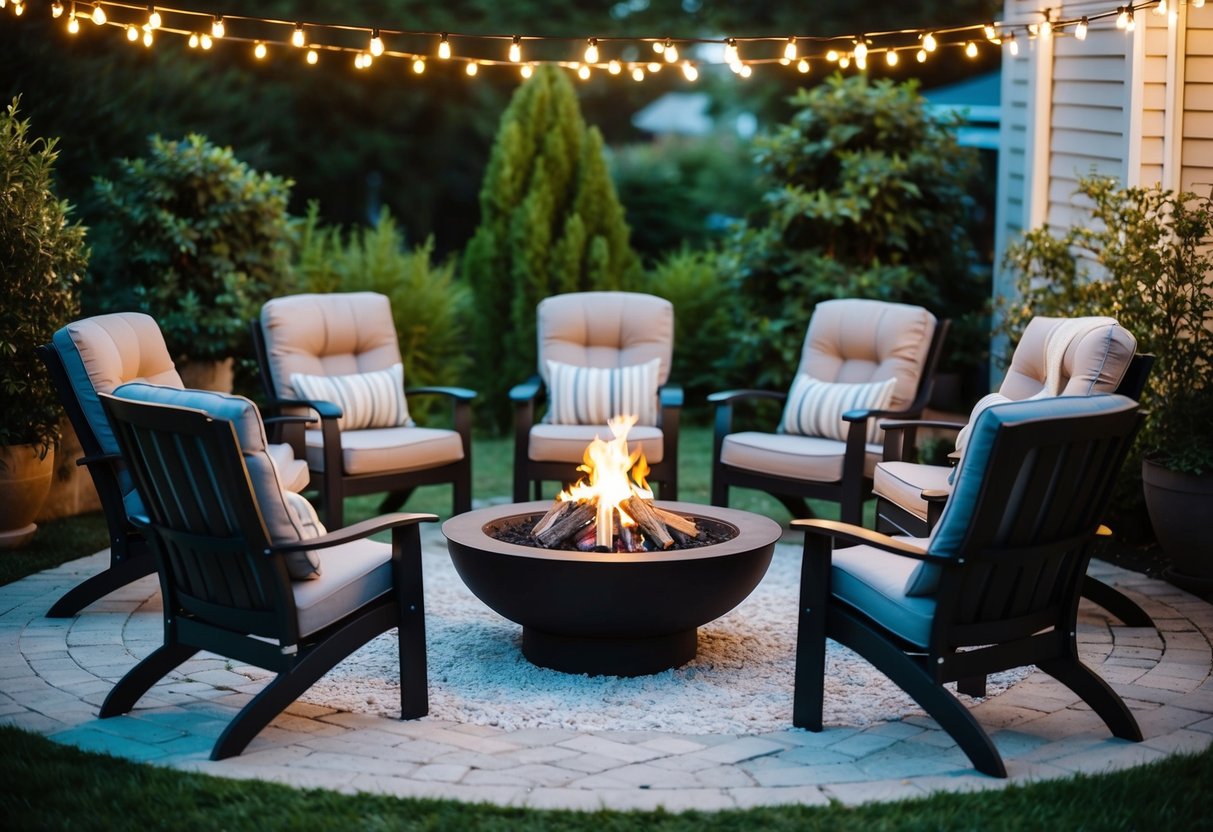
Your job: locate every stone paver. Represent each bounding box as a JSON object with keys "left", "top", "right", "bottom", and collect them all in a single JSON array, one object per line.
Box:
[{"left": 3, "top": 538, "right": 1212, "bottom": 813}]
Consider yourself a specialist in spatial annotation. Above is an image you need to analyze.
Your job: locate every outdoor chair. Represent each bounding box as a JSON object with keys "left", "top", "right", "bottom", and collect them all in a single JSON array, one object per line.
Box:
[
  {"left": 252, "top": 292, "right": 474, "bottom": 528},
  {"left": 710, "top": 299, "right": 947, "bottom": 526},
  {"left": 511, "top": 291, "right": 682, "bottom": 502},
  {"left": 793, "top": 394, "right": 1145, "bottom": 778},
  {"left": 36, "top": 312, "right": 310, "bottom": 618},
  {"left": 872, "top": 316, "right": 1154, "bottom": 627},
  {"left": 97, "top": 383, "right": 433, "bottom": 761}
]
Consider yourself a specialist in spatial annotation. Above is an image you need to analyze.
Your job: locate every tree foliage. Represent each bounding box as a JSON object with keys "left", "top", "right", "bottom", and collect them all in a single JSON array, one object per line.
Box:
[
  {"left": 719, "top": 73, "right": 987, "bottom": 390},
  {"left": 0, "top": 98, "right": 86, "bottom": 453},
  {"left": 462, "top": 66, "right": 641, "bottom": 430},
  {"left": 91, "top": 134, "right": 295, "bottom": 363}
]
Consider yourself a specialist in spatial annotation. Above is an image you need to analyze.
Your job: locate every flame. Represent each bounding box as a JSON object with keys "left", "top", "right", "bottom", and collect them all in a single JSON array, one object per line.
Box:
[{"left": 558, "top": 414, "right": 653, "bottom": 525}]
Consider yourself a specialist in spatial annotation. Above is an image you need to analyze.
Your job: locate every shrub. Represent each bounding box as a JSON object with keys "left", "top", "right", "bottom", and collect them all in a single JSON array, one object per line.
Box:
[
  {"left": 462, "top": 66, "right": 641, "bottom": 431},
  {"left": 91, "top": 134, "right": 294, "bottom": 363},
  {"left": 0, "top": 98, "right": 86, "bottom": 454}
]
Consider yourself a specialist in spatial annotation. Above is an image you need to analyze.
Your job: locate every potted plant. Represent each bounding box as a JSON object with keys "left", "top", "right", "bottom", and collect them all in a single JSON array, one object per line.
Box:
[
  {"left": 90, "top": 134, "right": 294, "bottom": 391},
  {"left": 1001, "top": 175, "right": 1213, "bottom": 586},
  {"left": 0, "top": 98, "right": 87, "bottom": 547}
]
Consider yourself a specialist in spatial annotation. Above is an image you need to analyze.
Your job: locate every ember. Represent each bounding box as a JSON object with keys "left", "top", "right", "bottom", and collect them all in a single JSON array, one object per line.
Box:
[{"left": 525, "top": 415, "right": 701, "bottom": 552}]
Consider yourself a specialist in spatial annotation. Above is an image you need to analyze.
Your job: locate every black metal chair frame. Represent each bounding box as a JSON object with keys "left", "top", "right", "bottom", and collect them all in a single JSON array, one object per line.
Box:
[
  {"left": 874, "top": 353, "right": 1157, "bottom": 628},
  {"left": 709, "top": 320, "right": 950, "bottom": 526},
  {"left": 98, "top": 392, "right": 433, "bottom": 760},
  {"left": 250, "top": 319, "right": 474, "bottom": 528},
  {"left": 794, "top": 401, "right": 1145, "bottom": 777},
  {"left": 510, "top": 377, "right": 683, "bottom": 503}
]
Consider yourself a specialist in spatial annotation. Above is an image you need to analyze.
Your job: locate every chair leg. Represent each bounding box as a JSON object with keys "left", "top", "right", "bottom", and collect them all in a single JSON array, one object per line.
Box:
[
  {"left": 324, "top": 476, "right": 345, "bottom": 529},
  {"left": 99, "top": 643, "right": 199, "bottom": 717},
  {"left": 394, "top": 523, "right": 429, "bottom": 720},
  {"left": 792, "top": 534, "right": 830, "bottom": 731},
  {"left": 1082, "top": 576, "right": 1154, "bottom": 628},
  {"left": 774, "top": 493, "right": 812, "bottom": 520},
  {"left": 46, "top": 551, "right": 157, "bottom": 618},
  {"left": 453, "top": 466, "right": 472, "bottom": 515},
  {"left": 710, "top": 463, "right": 728, "bottom": 507},
  {"left": 957, "top": 676, "right": 988, "bottom": 698},
  {"left": 1037, "top": 658, "right": 1143, "bottom": 742}
]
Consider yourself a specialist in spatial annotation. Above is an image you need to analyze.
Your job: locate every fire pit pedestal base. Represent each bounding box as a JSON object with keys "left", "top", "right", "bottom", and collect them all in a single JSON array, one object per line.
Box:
[{"left": 442, "top": 501, "right": 781, "bottom": 677}]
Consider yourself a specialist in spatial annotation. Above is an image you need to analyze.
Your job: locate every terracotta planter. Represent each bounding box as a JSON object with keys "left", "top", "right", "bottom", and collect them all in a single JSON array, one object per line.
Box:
[
  {"left": 0, "top": 443, "right": 56, "bottom": 549},
  {"left": 1143, "top": 458, "right": 1213, "bottom": 591},
  {"left": 178, "top": 357, "right": 235, "bottom": 393}
]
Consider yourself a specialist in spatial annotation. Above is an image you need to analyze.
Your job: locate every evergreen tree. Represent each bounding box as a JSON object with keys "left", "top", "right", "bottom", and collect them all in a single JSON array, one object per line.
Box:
[{"left": 463, "top": 66, "right": 640, "bottom": 431}]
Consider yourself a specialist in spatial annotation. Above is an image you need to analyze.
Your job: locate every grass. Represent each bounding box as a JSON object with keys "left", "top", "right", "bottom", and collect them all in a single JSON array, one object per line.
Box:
[{"left": 5, "top": 424, "right": 1208, "bottom": 829}]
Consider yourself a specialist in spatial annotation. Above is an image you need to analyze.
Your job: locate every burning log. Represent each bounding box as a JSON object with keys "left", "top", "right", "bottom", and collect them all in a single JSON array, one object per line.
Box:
[
  {"left": 574, "top": 524, "right": 599, "bottom": 551},
  {"left": 651, "top": 506, "right": 698, "bottom": 538},
  {"left": 532, "top": 499, "right": 573, "bottom": 538},
  {"left": 534, "top": 500, "right": 596, "bottom": 548},
  {"left": 621, "top": 496, "right": 675, "bottom": 550}
]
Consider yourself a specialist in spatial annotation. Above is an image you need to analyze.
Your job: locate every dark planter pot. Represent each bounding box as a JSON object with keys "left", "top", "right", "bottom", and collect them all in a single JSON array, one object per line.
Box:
[{"left": 1143, "top": 458, "right": 1213, "bottom": 592}]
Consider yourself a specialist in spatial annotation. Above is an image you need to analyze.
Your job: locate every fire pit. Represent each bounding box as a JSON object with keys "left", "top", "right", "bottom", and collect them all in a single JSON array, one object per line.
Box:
[{"left": 442, "top": 502, "right": 781, "bottom": 677}]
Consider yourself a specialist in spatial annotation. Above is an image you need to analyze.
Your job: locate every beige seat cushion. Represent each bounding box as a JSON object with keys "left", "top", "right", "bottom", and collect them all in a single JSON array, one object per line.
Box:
[
  {"left": 305, "top": 426, "right": 464, "bottom": 476},
  {"left": 872, "top": 461, "right": 955, "bottom": 522},
  {"left": 721, "top": 432, "right": 882, "bottom": 483},
  {"left": 1000, "top": 316, "right": 1135, "bottom": 400},
  {"left": 537, "top": 292, "right": 674, "bottom": 385},
  {"left": 293, "top": 538, "right": 393, "bottom": 637},
  {"left": 528, "top": 424, "right": 666, "bottom": 465}
]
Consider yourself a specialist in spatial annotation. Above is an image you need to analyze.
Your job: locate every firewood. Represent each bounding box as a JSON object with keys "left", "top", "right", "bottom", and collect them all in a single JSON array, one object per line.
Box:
[
  {"left": 650, "top": 505, "right": 699, "bottom": 538},
  {"left": 595, "top": 502, "right": 615, "bottom": 550},
  {"left": 532, "top": 499, "right": 572, "bottom": 537},
  {"left": 534, "top": 500, "right": 596, "bottom": 547},
  {"left": 575, "top": 524, "right": 599, "bottom": 551},
  {"left": 621, "top": 496, "right": 674, "bottom": 549}
]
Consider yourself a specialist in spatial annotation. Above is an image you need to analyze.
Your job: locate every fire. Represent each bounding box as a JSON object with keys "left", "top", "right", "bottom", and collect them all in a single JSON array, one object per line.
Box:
[{"left": 559, "top": 414, "right": 653, "bottom": 515}]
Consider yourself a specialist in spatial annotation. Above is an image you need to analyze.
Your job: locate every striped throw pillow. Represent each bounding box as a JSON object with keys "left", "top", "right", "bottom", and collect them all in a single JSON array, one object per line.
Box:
[
  {"left": 290, "top": 363, "right": 413, "bottom": 432},
  {"left": 780, "top": 374, "right": 897, "bottom": 445},
  {"left": 545, "top": 358, "right": 660, "bottom": 426}
]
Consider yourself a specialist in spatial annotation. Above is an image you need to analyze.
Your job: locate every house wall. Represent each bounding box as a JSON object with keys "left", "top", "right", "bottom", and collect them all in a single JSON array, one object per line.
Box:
[{"left": 1184, "top": 8, "right": 1213, "bottom": 193}]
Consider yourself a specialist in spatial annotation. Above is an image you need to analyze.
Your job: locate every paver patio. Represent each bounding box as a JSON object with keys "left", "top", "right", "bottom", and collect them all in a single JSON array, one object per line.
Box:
[{"left": 2, "top": 524, "right": 1211, "bottom": 811}]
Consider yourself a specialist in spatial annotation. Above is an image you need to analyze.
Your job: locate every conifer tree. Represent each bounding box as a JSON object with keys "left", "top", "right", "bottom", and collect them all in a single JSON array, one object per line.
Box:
[{"left": 463, "top": 66, "right": 640, "bottom": 430}]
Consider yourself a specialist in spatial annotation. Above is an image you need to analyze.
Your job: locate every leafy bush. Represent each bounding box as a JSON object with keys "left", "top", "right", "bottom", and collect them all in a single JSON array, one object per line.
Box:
[
  {"left": 1001, "top": 175, "right": 1213, "bottom": 478},
  {"left": 91, "top": 134, "right": 294, "bottom": 362},
  {"left": 462, "top": 66, "right": 641, "bottom": 431},
  {"left": 0, "top": 98, "right": 86, "bottom": 454},
  {"left": 720, "top": 73, "right": 988, "bottom": 390},
  {"left": 293, "top": 205, "right": 471, "bottom": 421}
]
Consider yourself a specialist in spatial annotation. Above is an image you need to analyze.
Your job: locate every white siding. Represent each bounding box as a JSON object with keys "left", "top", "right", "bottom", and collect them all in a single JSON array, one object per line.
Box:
[{"left": 1184, "top": 8, "right": 1213, "bottom": 195}]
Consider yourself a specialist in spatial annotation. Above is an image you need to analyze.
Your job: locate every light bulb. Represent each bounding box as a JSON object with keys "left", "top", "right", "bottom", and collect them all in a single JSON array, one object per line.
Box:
[
  {"left": 1155, "top": 0, "right": 1168, "bottom": 16},
  {"left": 584, "top": 38, "right": 598, "bottom": 64},
  {"left": 886, "top": 50, "right": 898, "bottom": 66},
  {"left": 965, "top": 41, "right": 978, "bottom": 58},
  {"left": 1117, "top": 7, "right": 1129, "bottom": 29},
  {"left": 724, "top": 38, "right": 738, "bottom": 64},
  {"left": 1040, "top": 18, "right": 1052, "bottom": 38},
  {"left": 1007, "top": 35, "right": 1018, "bottom": 56},
  {"left": 784, "top": 37, "right": 797, "bottom": 61},
  {"left": 465, "top": 61, "right": 478, "bottom": 76},
  {"left": 292, "top": 24, "right": 304, "bottom": 48},
  {"left": 1076, "top": 17, "right": 1089, "bottom": 41},
  {"left": 839, "top": 56, "right": 850, "bottom": 69},
  {"left": 142, "top": 27, "right": 152, "bottom": 47},
  {"left": 90, "top": 2, "right": 104, "bottom": 25},
  {"left": 438, "top": 35, "right": 451, "bottom": 59},
  {"left": 853, "top": 40, "right": 868, "bottom": 62},
  {"left": 984, "top": 23, "right": 996, "bottom": 41},
  {"left": 608, "top": 59, "right": 621, "bottom": 75},
  {"left": 647, "top": 61, "right": 661, "bottom": 72},
  {"left": 413, "top": 58, "right": 425, "bottom": 74},
  {"left": 923, "top": 32, "right": 937, "bottom": 52},
  {"left": 147, "top": 5, "right": 159, "bottom": 29},
  {"left": 520, "top": 63, "right": 532, "bottom": 79},
  {"left": 826, "top": 49, "right": 839, "bottom": 62},
  {"left": 664, "top": 40, "right": 677, "bottom": 62},
  {"left": 306, "top": 49, "right": 318, "bottom": 64},
  {"left": 254, "top": 41, "right": 267, "bottom": 60},
  {"left": 509, "top": 36, "right": 521, "bottom": 63},
  {"left": 51, "top": 1, "right": 63, "bottom": 18},
  {"left": 1126, "top": 9, "right": 1136, "bottom": 31},
  {"left": 354, "top": 53, "right": 364, "bottom": 69},
  {"left": 652, "top": 40, "right": 664, "bottom": 54},
  {"left": 632, "top": 67, "right": 645, "bottom": 81},
  {"left": 13, "top": 3, "right": 22, "bottom": 17},
  {"left": 577, "top": 64, "right": 590, "bottom": 80},
  {"left": 682, "top": 61, "right": 697, "bottom": 81},
  {"left": 187, "top": 32, "right": 198, "bottom": 48},
  {"left": 739, "top": 64, "right": 752, "bottom": 77},
  {"left": 369, "top": 30, "right": 384, "bottom": 57},
  {"left": 211, "top": 16, "right": 223, "bottom": 39},
  {"left": 200, "top": 33, "right": 212, "bottom": 49},
  {"left": 916, "top": 48, "right": 927, "bottom": 62},
  {"left": 855, "top": 54, "right": 866, "bottom": 70},
  {"left": 67, "top": 14, "right": 79, "bottom": 34},
  {"left": 126, "top": 23, "right": 137, "bottom": 42},
  {"left": 1195, "top": 0, "right": 1206, "bottom": 8},
  {"left": 797, "top": 58, "right": 809, "bottom": 73}
]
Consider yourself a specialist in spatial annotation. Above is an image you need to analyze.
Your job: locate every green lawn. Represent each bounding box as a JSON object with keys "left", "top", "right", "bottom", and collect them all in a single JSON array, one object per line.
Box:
[{"left": 4, "top": 425, "right": 1211, "bottom": 828}]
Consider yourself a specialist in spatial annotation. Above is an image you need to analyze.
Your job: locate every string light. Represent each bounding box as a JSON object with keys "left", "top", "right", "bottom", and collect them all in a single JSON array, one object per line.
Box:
[
  {"left": 125, "top": 23, "right": 137, "bottom": 41},
  {"left": 584, "top": 37, "right": 598, "bottom": 64},
  {"left": 923, "top": 32, "right": 937, "bottom": 52},
  {"left": 838, "top": 55, "right": 850, "bottom": 69},
  {"left": 291, "top": 23, "right": 304, "bottom": 48},
  {"left": 147, "top": 4, "right": 160, "bottom": 29},
  {"left": 965, "top": 41, "right": 978, "bottom": 58},
  {"left": 577, "top": 63, "right": 590, "bottom": 80},
  {"left": 211, "top": 15, "right": 224, "bottom": 39},
  {"left": 853, "top": 40, "right": 868, "bottom": 63},
  {"left": 13, "top": 2, "right": 22, "bottom": 15},
  {"left": 663, "top": 38, "right": 678, "bottom": 62},
  {"left": 508, "top": 35, "right": 521, "bottom": 62},
  {"left": 652, "top": 40, "right": 664, "bottom": 54},
  {"left": 465, "top": 61, "right": 478, "bottom": 76},
  {"left": 608, "top": 59, "right": 621, "bottom": 75},
  {"left": 1076, "top": 17, "right": 1089, "bottom": 41},
  {"left": 984, "top": 23, "right": 997, "bottom": 41},
  {"left": 632, "top": 66, "right": 644, "bottom": 81},
  {"left": 724, "top": 37, "right": 738, "bottom": 65},
  {"left": 187, "top": 31, "right": 197, "bottom": 47},
  {"left": 916, "top": 48, "right": 927, "bottom": 62},
  {"left": 738, "top": 63, "right": 752, "bottom": 77},
  {"left": 784, "top": 37, "right": 797, "bottom": 61},
  {"left": 254, "top": 40, "right": 267, "bottom": 60},
  {"left": 886, "top": 50, "right": 898, "bottom": 66},
  {"left": 306, "top": 48, "right": 318, "bottom": 64},
  {"left": 90, "top": 2, "right": 104, "bottom": 25},
  {"left": 1155, "top": 0, "right": 1168, "bottom": 15},
  {"left": 438, "top": 34, "right": 451, "bottom": 59},
  {"left": 1039, "top": 14, "right": 1053, "bottom": 39},
  {"left": 200, "top": 33, "right": 212, "bottom": 49},
  {"left": 141, "top": 25, "right": 152, "bottom": 47},
  {"left": 520, "top": 63, "right": 532, "bottom": 79},
  {"left": 681, "top": 60, "right": 697, "bottom": 81},
  {"left": 797, "top": 58, "right": 809, "bottom": 73},
  {"left": 369, "top": 29, "right": 384, "bottom": 57},
  {"left": 647, "top": 61, "right": 661, "bottom": 73},
  {"left": 50, "top": 1, "right": 63, "bottom": 18},
  {"left": 66, "top": 3, "right": 78, "bottom": 34},
  {"left": 1117, "top": 6, "right": 1130, "bottom": 28},
  {"left": 1126, "top": 8, "right": 1136, "bottom": 31},
  {"left": 826, "top": 49, "right": 839, "bottom": 62},
  {"left": 1007, "top": 33, "right": 1019, "bottom": 56},
  {"left": 1195, "top": 0, "right": 1206, "bottom": 8},
  {"left": 413, "top": 57, "right": 425, "bottom": 74},
  {"left": 354, "top": 52, "right": 369, "bottom": 69}
]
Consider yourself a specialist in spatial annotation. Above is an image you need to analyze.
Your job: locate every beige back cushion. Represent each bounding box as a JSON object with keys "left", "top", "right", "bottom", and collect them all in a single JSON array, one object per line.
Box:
[
  {"left": 1000, "top": 317, "right": 1136, "bottom": 400},
  {"left": 795, "top": 299, "right": 937, "bottom": 411},
  {"left": 537, "top": 292, "right": 674, "bottom": 386},
  {"left": 260, "top": 292, "right": 403, "bottom": 399}
]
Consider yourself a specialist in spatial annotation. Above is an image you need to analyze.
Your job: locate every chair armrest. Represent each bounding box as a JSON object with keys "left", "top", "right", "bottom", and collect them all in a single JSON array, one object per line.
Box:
[
  {"left": 706, "top": 389, "right": 787, "bottom": 406},
  {"left": 921, "top": 489, "right": 950, "bottom": 502},
  {"left": 406, "top": 386, "right": 476, "bottom": 402},
  {"left": 76, "top": 450, "right": 122, "bottom": 468},
  {"left": 659, "top": 383, "right": 684, "bottom": 408},
  {"left": 510, "top": 376, "right": 543, "bottom": 403},
  {"left": 267, "top": 396, "right": 344, "bottom": 421},
  {"left": 879, "top": 418, "right": 967, "bottom": 434},
  {"left": 263, "top": 415, "right": 316, "bottom": 428},
  {"left": 269, "top": 512, "right": 438, "bottom": 554},
  {"left": 792, "top": 518, "right": 951, "bottom": 564}
]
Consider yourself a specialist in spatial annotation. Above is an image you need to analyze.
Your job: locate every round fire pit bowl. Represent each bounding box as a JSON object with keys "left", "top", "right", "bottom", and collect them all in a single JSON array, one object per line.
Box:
[{"left": 442, "top": 500, "right": 781, "bottom": 677}]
